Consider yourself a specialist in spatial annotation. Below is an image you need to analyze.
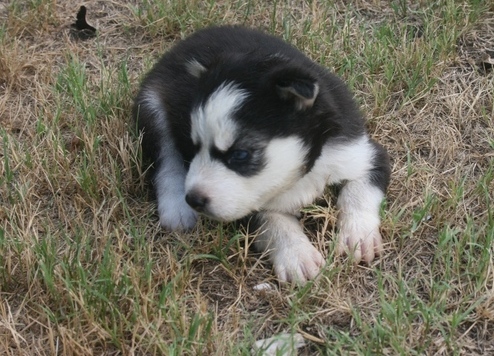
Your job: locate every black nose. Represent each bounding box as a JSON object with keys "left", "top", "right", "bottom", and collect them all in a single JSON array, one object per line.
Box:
[{"left": 185, "top": 191, "right": 209, "bottom": 211}]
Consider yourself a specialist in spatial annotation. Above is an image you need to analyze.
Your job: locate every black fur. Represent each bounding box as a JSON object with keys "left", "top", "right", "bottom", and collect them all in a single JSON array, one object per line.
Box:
[
  {"left": 133, "top": 26, "right": 381, "bottom": 182},
  {"left": 369, "top": 141, "right": 391, "bottom": 192}
]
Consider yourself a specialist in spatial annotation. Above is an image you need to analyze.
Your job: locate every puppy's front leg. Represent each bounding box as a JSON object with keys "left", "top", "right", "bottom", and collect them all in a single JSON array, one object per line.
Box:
[
  {"left": 154, "top": 155, "right": 198, "bottom": 231},
  {"left": 251, "top": 212, "right": 325, "bottom": 283},
  {"left": 336, "top": 179, "right": 385, "bottom": 264},
  {"left": 134, "top": 90, "right": 198, "bottom": 231},
  {"left": 151, "top": 121, "right": 197, "bottom": 231},
  {"left": 335, "top": 138, "right": 390, "bottom": 263}
]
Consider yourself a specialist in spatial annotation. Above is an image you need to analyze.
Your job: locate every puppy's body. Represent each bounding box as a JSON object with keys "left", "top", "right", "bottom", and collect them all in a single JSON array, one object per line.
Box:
[{"left": 134, "top": 26, "right": 390, "bottom": 283}]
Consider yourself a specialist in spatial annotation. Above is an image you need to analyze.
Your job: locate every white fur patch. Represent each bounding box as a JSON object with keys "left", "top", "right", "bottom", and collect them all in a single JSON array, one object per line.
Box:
[
  {"left": 141, "top": 89, "right": 198, "bottom": 230},
  {"left": 253, "top": 212, "right": 325, "bottom": 283},
  {"left": 191, "top": 82, "right": 248, "bottom": 151},
  {"left": 185, "top": 58, "right": 206, "bottom": 78},
  {"left": 185, "top": 136, "right": 308, "bottom": 221},
  {"left": 264, "top": 135, "right": 375, "bottom": 213},
  {"left": 324, "top": 135, "right": 376, "bottom": 183}
]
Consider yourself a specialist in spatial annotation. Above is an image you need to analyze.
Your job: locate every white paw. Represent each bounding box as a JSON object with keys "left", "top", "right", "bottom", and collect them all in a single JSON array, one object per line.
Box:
[
  {"left": 271, "top": 239, "right": 325, "bottom": 284},
  {"left": 336, "top": 225, "right": 383, "bottom": 264},
  {"left": 336, "top": 181, "right": 385, "bottom": 264},
  {"left": 158, "top": 194, "right": 198, "bottom": 231}
]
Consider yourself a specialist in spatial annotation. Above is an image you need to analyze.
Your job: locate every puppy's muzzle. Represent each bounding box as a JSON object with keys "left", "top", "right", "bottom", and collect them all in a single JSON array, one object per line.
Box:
[{"left": 185, "top": 191, "right": 209, "bottom": 213}]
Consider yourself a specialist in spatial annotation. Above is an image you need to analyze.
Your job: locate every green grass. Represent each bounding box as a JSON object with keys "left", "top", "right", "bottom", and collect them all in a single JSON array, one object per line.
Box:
[{"left": 1, "top": 0, "right": 493, "bottom": 354}]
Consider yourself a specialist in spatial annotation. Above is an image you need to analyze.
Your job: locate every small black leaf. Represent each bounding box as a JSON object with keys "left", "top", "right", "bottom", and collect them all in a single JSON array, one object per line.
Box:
[{"left": 71, "top": 6, "right": 97, "bottom": 40}]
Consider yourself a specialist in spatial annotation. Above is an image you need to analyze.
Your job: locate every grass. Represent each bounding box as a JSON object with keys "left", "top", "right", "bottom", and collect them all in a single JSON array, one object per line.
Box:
[{"left": 1, "top": 0, "right": 493, "bottom": 354}]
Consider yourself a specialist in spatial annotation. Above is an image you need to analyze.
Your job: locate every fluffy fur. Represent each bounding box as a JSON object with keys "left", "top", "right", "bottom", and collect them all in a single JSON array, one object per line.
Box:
[{"left": 133, "top": 26, "right": 391, "bottom": 283}]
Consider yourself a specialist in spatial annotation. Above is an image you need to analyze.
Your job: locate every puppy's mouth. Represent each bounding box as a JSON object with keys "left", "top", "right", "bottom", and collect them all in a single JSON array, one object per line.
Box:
[
  {"left": 193, "top": 208, "right": 234, "bottom": 223},
  {"left": 186, "top": 196, "right": 250, "bottom": 223}
]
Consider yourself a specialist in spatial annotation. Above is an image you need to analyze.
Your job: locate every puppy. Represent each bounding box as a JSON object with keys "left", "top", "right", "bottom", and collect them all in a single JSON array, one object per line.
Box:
[{"left": 133, "top": 26, "right": 390, "bottom": 283}]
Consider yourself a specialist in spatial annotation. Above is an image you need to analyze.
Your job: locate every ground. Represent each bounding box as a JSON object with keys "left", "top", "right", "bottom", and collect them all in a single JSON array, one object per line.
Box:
[{"left": 1, "top": 0, "right": 493, "bottom": 354}]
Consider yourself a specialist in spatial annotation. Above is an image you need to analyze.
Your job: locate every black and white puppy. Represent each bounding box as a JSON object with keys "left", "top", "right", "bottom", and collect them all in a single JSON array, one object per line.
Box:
[{"left": 133, "top": 26, "right": 390, "bottom": 283}]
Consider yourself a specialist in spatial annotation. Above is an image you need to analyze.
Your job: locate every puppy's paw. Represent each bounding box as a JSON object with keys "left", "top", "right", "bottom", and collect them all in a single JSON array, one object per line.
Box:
[
  {"left": 271, "top": 239, "right": 325, "bottom": 284},
  {"left": 158, "top": 195, "right": 198, "bottom": 231},
  {"left": 336, "top": 226, "right": 383, "bottom": 264}
]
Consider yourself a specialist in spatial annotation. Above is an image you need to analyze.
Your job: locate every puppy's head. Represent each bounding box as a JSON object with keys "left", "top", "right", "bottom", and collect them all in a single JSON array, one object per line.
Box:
[{"left": 184, "top": 59, "right": 320, "bottom": 221}]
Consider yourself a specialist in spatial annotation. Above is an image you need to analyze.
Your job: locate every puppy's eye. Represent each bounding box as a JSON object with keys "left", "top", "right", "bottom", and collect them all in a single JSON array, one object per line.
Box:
[{"left": 228, "top": 149, "right": 250, "bottom": 164}]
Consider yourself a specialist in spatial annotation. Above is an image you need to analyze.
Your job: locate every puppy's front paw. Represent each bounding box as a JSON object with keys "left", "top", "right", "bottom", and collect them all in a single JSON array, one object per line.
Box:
[
  {"left": 158, "top": 195, "right": 198, "bottom": 231},
  {"left": 271, "top": 240, "right": 325, "bottom": 284},
  {"left": 336, "top": 225, "right": 383, "bottom": 264}
]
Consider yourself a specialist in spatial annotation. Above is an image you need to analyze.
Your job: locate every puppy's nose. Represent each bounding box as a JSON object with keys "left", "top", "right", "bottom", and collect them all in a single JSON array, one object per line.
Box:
[{"left": 185, "top": 191, "right": 209, "bottom": 212}]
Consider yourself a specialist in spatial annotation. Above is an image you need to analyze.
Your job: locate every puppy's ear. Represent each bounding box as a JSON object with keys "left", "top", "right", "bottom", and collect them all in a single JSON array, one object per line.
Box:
[{"left": 273, "top": 68, "right": 319, "bottom": 110}]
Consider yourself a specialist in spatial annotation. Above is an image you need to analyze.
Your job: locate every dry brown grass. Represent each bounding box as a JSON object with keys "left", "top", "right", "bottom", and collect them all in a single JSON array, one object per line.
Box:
[{"left": 1, "top": 0, "right": 494, "bottom": 354}]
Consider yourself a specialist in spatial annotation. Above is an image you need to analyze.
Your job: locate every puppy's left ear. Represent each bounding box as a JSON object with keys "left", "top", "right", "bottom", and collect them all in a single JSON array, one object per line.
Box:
[{"left": 273, "top": 68, "right": 319, "bottom": 110}]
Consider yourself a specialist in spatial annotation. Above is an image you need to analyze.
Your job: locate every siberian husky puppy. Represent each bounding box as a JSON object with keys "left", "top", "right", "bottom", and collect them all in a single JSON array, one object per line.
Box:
[{"left": 133, "top": 26, "right": 390, "bottom": 283}]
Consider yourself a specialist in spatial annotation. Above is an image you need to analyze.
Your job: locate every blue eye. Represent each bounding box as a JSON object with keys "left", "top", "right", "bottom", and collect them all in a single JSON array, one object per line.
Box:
[{"left": 228, "top": 149, "right": 250, "bottom": 163}]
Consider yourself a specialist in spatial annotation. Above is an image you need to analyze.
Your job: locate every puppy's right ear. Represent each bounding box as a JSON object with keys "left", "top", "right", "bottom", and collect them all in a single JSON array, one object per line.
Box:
[
  {"left": 272, "top": 67, "right": 319, "bottom": 110},
  {"left": 185, "top": 59, "right": 207, "bottom": 78}
]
